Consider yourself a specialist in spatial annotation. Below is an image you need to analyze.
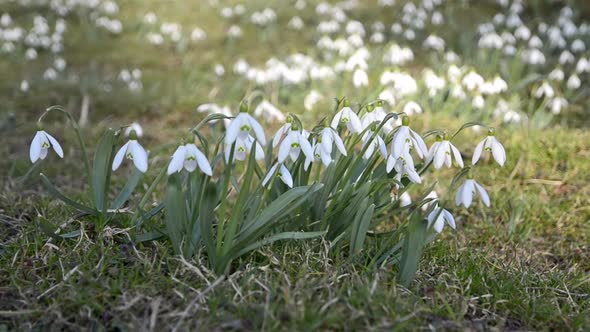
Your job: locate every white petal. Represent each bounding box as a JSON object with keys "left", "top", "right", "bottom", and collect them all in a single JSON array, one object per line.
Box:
[
  {"left": 299, "top": 134, "right": 314, "bottom": 160},
  {"left": 112, "top": 141, "right": 130, "bottom": 171},
  {"left": 462, "top": 180, "right": 474, "bottom": 207},
  {"left": 278, "top": 133, "right": 294, "bottom": 163},
  {"left": 44, "top": 131, "right": 64, "bottom": 158},
  {"left": 410, "top": 129, "right": 428, "bottom": 159},
  {"left": 262, "top": 164, "right": 279, "bottom": 187},
  {"left": 433, "top": 216, "right": 444, "bottom": 233},
  {"left": 333, "top": 133, "right": 347, "bottom": 156},
  {"left": 40, "top": 148, "right": 48, "bottom": 160},
  {"left": 443, "top": 210, "right": 456, "bottom": 229},
  {"left": 472, "top": 138, "right": 485, "bottom": 165},
  {"left": 248, "top": 115, "right": 267, "bottom": 145},
  {"left": 130, "top": 141, "right": 148, "bottom": 173},
  {"left": 167, "top": 146, "right": 186, "bottom": 175},
  {"left": 320, "top": 149, "right": 332, "bottom": 166},
  {"left": 474, "top": 181, "right": 491, "bottom": 207},
  {"left": 330, "top": 110, "right": 343, "bottom": 129},
  {"left": 321, "top": 129, "right": 333, "bottom": 153},
  {"left": 491, "top": 138, "right": 506, "bottom": 167},
  {"left": 450, "top": 143, "right": 464, "bottom": 168},
  {"left": 386, "top": 155, "right": 396, "bottom": 173},
  {"left": 279, "top": 164, "right": 293, "bottom": 188},
  {"left": 29, "top": 131, "right": 43, "bottom": 163},
  {"left": 224, "top": 115, "right": 242, "bottom": 145},
  {"left": 194, "top": 147, "right": 213, "bottom": 176},
  {"left": 253, "top": 141, "right": 265, "bottom": 160},
  {"left": 348, "top": 111, "right": 363, "bottom": 133},
  {"left": 378, "top": 136, "right": 388, "bottom": 159},
  {"left": 433, "top": 144, "right": 446, "bottom": 169}
]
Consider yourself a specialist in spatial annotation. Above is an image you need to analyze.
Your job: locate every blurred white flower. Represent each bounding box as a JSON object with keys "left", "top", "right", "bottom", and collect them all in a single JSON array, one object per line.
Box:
[
  {"left": 125, "top": 122, "right": 143, "bottom": 138},
  {"left": 566, "top": 74, "right": 581, "bottom": 90},
  {"left": 254, "top": 100, "right": 286, "bottom": 122},
  {"left": 352, "top": 69, "right": 369, "bottom": 87}
]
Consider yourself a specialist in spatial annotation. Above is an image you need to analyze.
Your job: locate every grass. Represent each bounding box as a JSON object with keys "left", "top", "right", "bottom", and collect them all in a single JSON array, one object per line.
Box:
[{"left": 1, "top": 0, "right": 590, "bottom": 330}]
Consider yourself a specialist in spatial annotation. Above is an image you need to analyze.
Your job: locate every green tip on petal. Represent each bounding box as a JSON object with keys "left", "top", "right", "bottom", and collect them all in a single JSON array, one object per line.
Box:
[
  {"left": 367, "top": 104, "right": 375, "bottom": 112},
  {"left": 377, "top": 101, "right": 383, "bottom": 107},
  {"left": 291, "top": 123, "right": 300, "bottom": 131}
]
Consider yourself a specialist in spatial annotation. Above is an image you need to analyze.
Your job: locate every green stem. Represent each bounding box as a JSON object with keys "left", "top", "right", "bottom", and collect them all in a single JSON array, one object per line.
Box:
[{"left": 41, "top": 105, "right": 94, "bottom": 204}]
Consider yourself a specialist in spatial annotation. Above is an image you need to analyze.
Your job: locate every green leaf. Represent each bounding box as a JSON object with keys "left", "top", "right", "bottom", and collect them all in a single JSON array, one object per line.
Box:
[
  {"left": 111, "top": 167, "right": 143, "bottom": 210},
  {"left": 40, "top": 174, "right": 98, "bottom": 216},
  {"left": 164, "top": 173, "right": 188, "bottom": 255},
  {"left": 134, "top": 230, "right": 165, "bottom": 243},
  {"left": 92, "top": 129, "right": 116, "bottom": 212},
  {"left": 234, "top": 231, "right": 325, "bottom": 258},
  {"left": 237, "top": 184, "right": 323, "bottom": 242},
  {"left": 199, "top": 182, "right": 218, "bottom": 261},
  {"left": 398, "top": 214, "right": 428, "bottom": 287},
  {"left": 36, "top": 216, "right": 81, "bottom": 240},
  {"left": 349, "top": 201, "right": 375, "bottom": 256}
]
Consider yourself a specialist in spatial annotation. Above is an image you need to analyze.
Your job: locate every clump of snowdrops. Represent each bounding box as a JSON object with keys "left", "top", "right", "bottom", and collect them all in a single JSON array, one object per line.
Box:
[{"left": 29, "top": 98, "right": 505, "bottom": 284}]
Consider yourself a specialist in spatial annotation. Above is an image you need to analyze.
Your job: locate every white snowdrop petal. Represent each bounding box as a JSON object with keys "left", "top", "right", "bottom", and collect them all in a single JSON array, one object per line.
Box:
[
  {"left": 30, "top": 131, "right": 43, "bottom": 163},
  {"left": 44, "top": 131, "right": 64, "bottom": 158},
  {"left": 112, "top": 142, "right": 130, "bottom": 171},
  {"left": 167, "top": 146, "right": 186, "bottom": 175}
]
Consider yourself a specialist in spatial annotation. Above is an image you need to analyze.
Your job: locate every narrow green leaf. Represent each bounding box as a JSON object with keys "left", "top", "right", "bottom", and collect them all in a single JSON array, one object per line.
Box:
[
  {"left": 398, "top": 214, "right": 428, "bottom": 287},
  {"left": 164, "top": 173, "right": 188, "bottom": 255},
  {"left": 92, "top": 129, "right": 116, "bottom": 212},
  {"left": 40, "top": 174, "right": 98, "bottom": 215},
  {"left": 134, "top": 230, "right": 165, "bottom": 242},
  {"left": 111, "top": 167, "right": 143, "bottom": 210},
  {"left": 234, "top": 231, "right": 325, "bottom": 258},
  {"left": 349, "top": 202, "right": 375, "bottom": 256}
]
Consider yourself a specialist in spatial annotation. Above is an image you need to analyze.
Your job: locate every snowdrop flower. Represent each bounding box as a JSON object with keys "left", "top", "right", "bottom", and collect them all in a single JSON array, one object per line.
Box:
[
  {"left": 427, "top": 135, "right": 464, "bottom": 169},
  {"left": 278, "top": 126, "right": 313, "bottom": 163},
  {"left": 391, "top": 117, "right": 428, "bottom": 160},
  {"left": 20, "top": 80, "right": 30, "bottom": 92},
  {"left": 124, "top": 122, "right": 143, "bottom": 138},
  {"left": 352, "top": 69, "right": 369, "bottom": 87},
  {"left": 559, "top": 50, "right": 575, "bottom": 65},
  {"left": 225, "top": 135, "right": 264, "bottom": 162},
  {"left": 455, "top": 178, "right": 490, "bottom": 208},
  {"left": 225, "top": 104, "right": 266, "bottom": 146},
  {"left": 320, "top": 127, "right": 348, "bottom": 157},
  {"left": 472, "top": 131, "right": 506, "bottom": 166},
  {"left": 330, "top": 102, "right": 362, "bottom": 133},
  {"left": 262, "top": 163, "right": 293, "bottom": 188},
  {"left": 30, "top": 129, "right": 64, "bottom": 163},
  {"left": 549, "top": 97, "right": 568, "bottom": 115},
  {"left": 167, "top": 143, "right": 212, "bottom": 176},
  {"left": 254, "top": 100, "right": 286, "bottom": 122},
  {"left": 427, "top": 205, "right": 456, "bottom": 233},
  {"left": 548, "top": 68, "right": 565, "bottom": 81},
  {"left": 472, "top": 95, "right": 485, "bottom": 110},
  {"left": 399, "top": 192, "right": 412, "bottom": 207},
  {"left": 533, "top": 82, "right": 554, "bottom": 99},
  {"left": 462, "top": 71, "right": 484, "bottom": 91},
  {"left": 403, "top": 101, "right": 423, "bottom": 116},
  {"left": 304, "top": 90, "right": 323, "bottom": 111},
  {"left": 197, "top": 103, "right": 232, "bottom": 128},
  {"left": 112, "top": 134, "right": 148, "bottom": 173},
  {"left": 361, "top": 130, "right": 387, "bottom": 160},
  {"left": 576, "top": 58, "right": 590, "bottom": 73},
  {"left": 386, "top": 149, "right": 422, "bottom": 184},
  {"left": 360, "top": 103, "right": 383, "bottom": 128},
  {"left": 567, "top": 74, "right": 581, "bottom": 90}
]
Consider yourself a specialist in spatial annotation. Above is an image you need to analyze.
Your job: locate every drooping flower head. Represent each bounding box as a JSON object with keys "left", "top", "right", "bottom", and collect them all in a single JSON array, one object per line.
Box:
[
  {"left": 427, "top": 133, "right": 464, "bottom": 169},
  {"left": 225, "top": 134, "right": 265, "bottom": 162},
  {"left": 455, "top": 177, "right": 490, "bottom": 208},
  {"left": 225, "top": 102, "right": 266, "bottom": 146},
  {"left": 262, "top": 163, "right": 293, "bottom": 188},
  {"left": 167, "top": 140, "right": 212, "bottom": 176},
  {"left": 278, "top": 124, "right": 313, "bottom": 163},
  {"left": 472, "top": 128, "right": 506, "bottom": 167},
  {"left": 427, "top": 205, "right": 456, "bottom": 233},
  {"left": 391, "top": 116, "right": 429, "bottom": 160},
  {"left": 330, "top": 100, "right": 363, "bottom": 133},
  {"left": 112, "top": 130, "right": 148, "bottom": 173},
  {"left": 30, "top": 128, "right": 64, "bottom": 163}
]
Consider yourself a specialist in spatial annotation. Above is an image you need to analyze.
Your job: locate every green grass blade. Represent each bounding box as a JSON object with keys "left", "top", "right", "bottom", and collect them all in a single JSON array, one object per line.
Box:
[{"left": 234, "top": 231, "right": 326, "bottom": 258}]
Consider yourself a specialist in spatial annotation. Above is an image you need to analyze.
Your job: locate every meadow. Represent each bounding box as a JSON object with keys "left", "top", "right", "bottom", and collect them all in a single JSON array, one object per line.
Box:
[{"left": 1, "top": 0, "right": 589, "bottom": 330}]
